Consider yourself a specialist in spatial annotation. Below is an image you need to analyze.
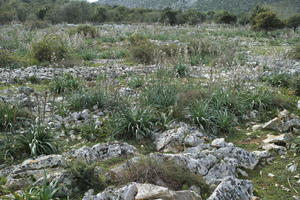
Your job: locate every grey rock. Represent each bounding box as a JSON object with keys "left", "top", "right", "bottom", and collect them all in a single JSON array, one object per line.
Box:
[
  {"left": 207, "top": 176, "right": 253, "bottom": 200},
  {"left": 68, "top": 141, "right": 137, "bottom": 163}
]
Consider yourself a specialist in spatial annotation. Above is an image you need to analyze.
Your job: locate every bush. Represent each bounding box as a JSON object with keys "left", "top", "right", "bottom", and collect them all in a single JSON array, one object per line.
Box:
[
  {"left": 142, "top": 82, "right": 178, "bottom": 109},
  {"left": 49, "top": 73, "right": 80, "bottom": 94},
  {"left": 69, "top": 88, "right": 107, "bottom": 111},
  {"left": 215, "top": 11, "right": 237, "bottom": 24},
  {"left": 72, "top": 25, "right": 97, "bottom": 38},
  {"left": 252, "top": 11, "right": 284, "bottom": 31},
  {"left": 68, "top": 160, "right": 106, "bottom": 192},
  {"left": 286, "top": 14, "right": 300, "bottom": 31},
  {"left": 128, "top": 34, "right": 157, "bottom": 64},
  {"left": 114, "top": 156, "right": 210, "bottom": 198},
  {"left": 111, "top": 106, "right": 155, "bottom": 140},
  {"left": 0, "top": 49, "right": 26, "bottom": 68},
  {"left": 261, "top": 73, "right": 291, "bottom": 88},
  {"left": 31, "top": 35, "right": 68, "bottom": 63},
  {"left": 128, "top": 76, "right": 144, "bottom": 88},
  {"left": 73, "top": 122, "right": 108, "bottom": 142}
]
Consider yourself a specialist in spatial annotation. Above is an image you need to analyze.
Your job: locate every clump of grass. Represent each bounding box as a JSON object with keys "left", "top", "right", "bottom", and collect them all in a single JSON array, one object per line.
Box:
[
  {"left": 68, "top": 88, "right": 107, "bottom": 111},
  {"left": 141, "top": 82, "right": 178, "bottom": 109},
  {"left": 128, "top": 76, "right": 144, "bottom": 88},
  {"left": 49, "top": 73, "right": 81, "bottom": 94},
  {"left": 174, "top": 63, "right": 189, "bottom": 77},
  {"left": 17, "top": 124, "right": 59, "bottom": 157},
  {"left": 0, "top": 103, "right": 30, "bottom": 130},
  {"left": 114, "top": 157, "right": 210, "bottom": 198},
  {"left": 111, "top": 106, "right": 155, "bottom": 140},
  {"left": 289, "top": 44, "right": 300, "bottom": 60},
  {"left": 189, "top": 87, "right": 289, "bottom": 135},
  {"left": 73, "top": 121, "right": 109, "bottom": 142}
]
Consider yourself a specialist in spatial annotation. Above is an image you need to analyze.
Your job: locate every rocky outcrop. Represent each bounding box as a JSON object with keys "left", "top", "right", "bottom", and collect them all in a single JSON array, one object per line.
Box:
[
  {"left": 207, "top": 176, "right": 253, "bottom": 200},
  {"left": 67, "top": 141, "right": 138, "bottom": 163},
  {"left": 82, "top": 182, "right": 202, "bottom": 200}
]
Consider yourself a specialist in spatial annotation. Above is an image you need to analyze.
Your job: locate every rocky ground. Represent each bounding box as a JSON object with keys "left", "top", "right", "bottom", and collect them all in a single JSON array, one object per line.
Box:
[{"left": 0, "top": 24, "right": 300, "bottom": 200}]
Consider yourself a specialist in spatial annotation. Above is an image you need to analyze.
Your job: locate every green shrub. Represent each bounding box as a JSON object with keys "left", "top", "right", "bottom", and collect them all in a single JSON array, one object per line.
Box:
[
  {"left": 286, "top": 14, "right": 300, "bottom": 31},
  {"left": 49, "top": 73, "right": 80, "bottom": 94},
  {"left": 0, "top": 103, "right": 30, "bottom": 130},
  {"left": 68, "top": 160, "right": 106, "bottom": 192},
  {"left": 142, "top": 82, "right": 178, "bottom": 109},
  {"left": 0, "top": 49, "right": 26, "bottom": 68},
  {"left": 72, "top": 25, "right": 97, "bottom": 38},
  {"left": 31, "top": 35, "right": 68, "bottom": 63},
  {"left": 174, "top": 63, "right": 189, "bottom": 77},
  {"left": 111, "top": 106, "right": 155, "bottom": 140},
  {"left": 261, "top": 73, "right": 291, "bottom": 88},
  {"left": 128, "top": 34, "right": 157, "bottom": 64},
  {"left": 69, "top": 88, "right": 107, "bottom": 111},
  {"left": 252, "top": 11, "right": 284, "bottom": 31},
  {"left": 215, "top": 11, "right": 237, "bottom": 24},
  {"left": 17, "top": 124, "right": 58, "bottom": 157}
]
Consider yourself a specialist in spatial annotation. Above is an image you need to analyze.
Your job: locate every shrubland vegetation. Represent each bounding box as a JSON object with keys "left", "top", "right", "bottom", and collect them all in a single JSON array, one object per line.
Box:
[{"left": 0, "top": 1, "right": 300, "bottom": 200}]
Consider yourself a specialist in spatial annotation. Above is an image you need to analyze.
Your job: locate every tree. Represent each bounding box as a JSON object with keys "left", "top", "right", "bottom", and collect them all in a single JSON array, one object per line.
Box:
[
  {"left": 286, "top": 14, "right": 300, "bottom": 32},
  {"left": 162, "top": 8, "right": 179, "bottom": 26},
  {"left": 252, "top": 11, "right": 284, "bottom": 31},
  {"left": 250, "top": 5, "right": 270, "bottom": 25}
]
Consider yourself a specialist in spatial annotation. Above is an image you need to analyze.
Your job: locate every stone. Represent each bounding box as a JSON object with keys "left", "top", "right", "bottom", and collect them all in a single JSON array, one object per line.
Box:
[
  {"left": 207, "top": 176, "right": 253, "bottom": 200},
  {"left": 262, "top": 117, "right": 282, "bottom": 131},
  {"left": 278, "top": 109, "right": 289, "bottom": 119},
  {"left": 211, "top": 138, "right": 227, "bottom": 148},
  {"left": 286, "top": 163, "right": 298, "bottom": 173},
  {"left": 155, "top": 122, "right": 205, "bottom": 153},
  {"left": 80, "top": 109, "right": 89, "bottom": 120},
  {"left": 83, "top": 183, "right": 202, "bottom": 200},
  {"left": 262, "top": 134, "right": 287, "bottom": 145},
  {"left": 252, "top": 125, "right": 262, "bottom": 131},
  {"left": 67, "top": 141, "right": 137, "bottom": 163},
  {"left": 297, "top": 100, "right": 300, "bottom": 110}
]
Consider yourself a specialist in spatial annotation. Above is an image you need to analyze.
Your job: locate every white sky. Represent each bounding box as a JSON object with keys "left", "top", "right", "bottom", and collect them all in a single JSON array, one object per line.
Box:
[{"left": 87, "top": 0, "right": 98, "bottom": 2}]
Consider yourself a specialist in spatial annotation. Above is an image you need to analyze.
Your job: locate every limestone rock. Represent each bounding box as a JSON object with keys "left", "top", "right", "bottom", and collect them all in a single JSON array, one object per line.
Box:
[
  {"left": 207, "top": 176, "right": 253, "bottom": 200},
  {"left": 68, "top": 141, "right": 137, "bottom": 163}
]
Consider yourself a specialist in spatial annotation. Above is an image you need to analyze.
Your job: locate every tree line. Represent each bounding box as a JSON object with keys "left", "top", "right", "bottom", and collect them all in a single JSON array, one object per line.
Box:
[{"left": 0, "top": 0, "right": 299, "bottom": 32}]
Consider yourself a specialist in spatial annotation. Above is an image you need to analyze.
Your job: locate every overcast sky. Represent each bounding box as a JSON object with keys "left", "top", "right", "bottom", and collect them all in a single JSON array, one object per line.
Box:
[{"left": 87, "top": 0, "right": 97, "bottom": 2}]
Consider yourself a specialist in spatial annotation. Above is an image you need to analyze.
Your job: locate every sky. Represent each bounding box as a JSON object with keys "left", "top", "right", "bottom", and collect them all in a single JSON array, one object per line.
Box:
[{"left": 87, "top": 0, "right": 98, "bottom": 2}]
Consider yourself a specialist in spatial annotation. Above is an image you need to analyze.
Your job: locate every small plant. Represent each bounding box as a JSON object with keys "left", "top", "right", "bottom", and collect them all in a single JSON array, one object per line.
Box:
[
  {"left": 8, "top": 171, "right": 59, "bottom": 200},
  {"left": 68, "top": 160, "right": 106, "bottom": 192},
  {"left": 174, "top": 63, "right": 189, "bottom": 77},
  {"left": 31, "top": 34, "right": 68, "bottom": 63},
  {"left": 49, "top": 73, "right": 80, "bottom": 94},
  {"left": 74, "top": 121, "right": 108, "bottom": 142},
  {"left": 111, "top": 106, "right": 155, "bottom": 140},
  {"left": 128, "top": 76, "right": 144, "bottom": 88},
  {"left": 69, "top": 88, "right": 107, "bottom": 111},
  {"left": 17, "top": 124, "right": 58, "bottom": 157}
]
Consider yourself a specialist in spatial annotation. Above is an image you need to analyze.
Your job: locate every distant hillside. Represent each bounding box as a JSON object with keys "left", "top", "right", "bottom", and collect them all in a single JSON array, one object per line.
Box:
[{"left": 96, "top": 0, "right": 300, "bottom": 14}]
